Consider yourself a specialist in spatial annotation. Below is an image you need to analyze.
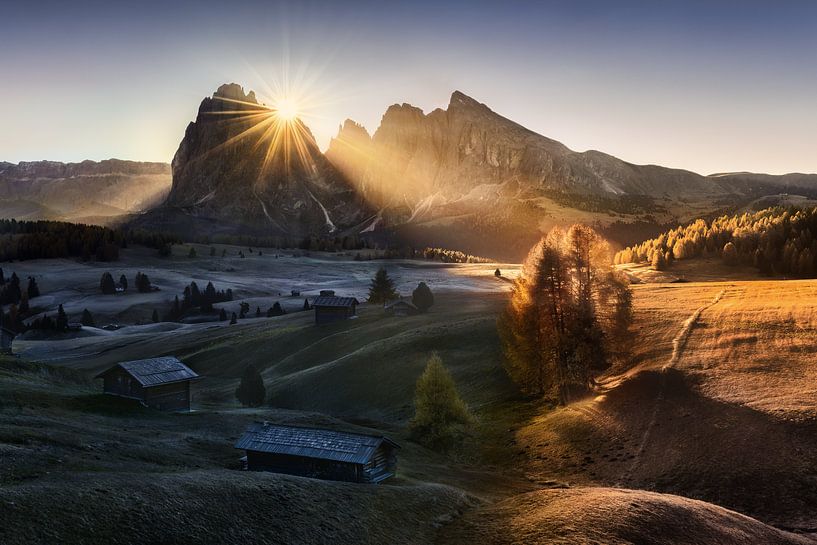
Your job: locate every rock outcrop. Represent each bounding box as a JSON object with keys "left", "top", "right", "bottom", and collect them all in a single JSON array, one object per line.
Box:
[{"left": 156, "top": 83, "right": 371, "bottom": 237}]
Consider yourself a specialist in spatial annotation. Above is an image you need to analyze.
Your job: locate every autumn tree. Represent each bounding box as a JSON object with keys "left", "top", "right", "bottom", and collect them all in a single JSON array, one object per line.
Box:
[
  {"left": 408, "top": 353, "right": 473, "bottom": 452},
  {"left": 499, "top": 225, "right": 633, "bottom": 404},
  {"left": 722, "top": 242, "right": 738, "bottom": 266}
]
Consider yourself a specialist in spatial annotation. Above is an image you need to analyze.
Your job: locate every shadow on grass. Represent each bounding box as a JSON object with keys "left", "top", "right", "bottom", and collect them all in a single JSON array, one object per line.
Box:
[{"left": 68, "top": 394, "right": 155, "bottom": 417}]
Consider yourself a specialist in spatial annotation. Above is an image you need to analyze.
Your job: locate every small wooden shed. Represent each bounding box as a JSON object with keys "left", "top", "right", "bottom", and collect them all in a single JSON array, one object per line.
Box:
[
  {"left": 313, "top": 292, "right": 359, "bottom": 325},
  {"left": 384, "top": 299, "right": 418, "bottom": 317},
  {"left": 235, "top": 422, "right": 399, "bottom": 483},
  {"left": 95, "top": 356, "right": 201, "bottom": 411}
]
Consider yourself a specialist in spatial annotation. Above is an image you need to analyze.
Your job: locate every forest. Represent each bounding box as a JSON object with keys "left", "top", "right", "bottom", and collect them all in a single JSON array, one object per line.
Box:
[{"left": 615, "top": 206, "right": 817, "bottom": 277}]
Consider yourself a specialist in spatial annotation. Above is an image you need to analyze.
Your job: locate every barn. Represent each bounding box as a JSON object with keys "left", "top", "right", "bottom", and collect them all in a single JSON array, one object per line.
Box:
[
  {"left": 384, "top": 299, "right": 418, "bottom": 317},
  {"left": 235, "top": 422, "right": 399, "bottom": 483},
  {"left": 95, "top": 356, "right": 201, "bottom": 411},
  {"left": 313, "top": 290, "right": 359, "bottom": 325}
]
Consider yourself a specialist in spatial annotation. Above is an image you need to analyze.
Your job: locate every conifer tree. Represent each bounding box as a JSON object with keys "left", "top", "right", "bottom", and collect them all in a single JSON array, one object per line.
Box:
[
  {"left": 152, "top": 309, "right": 159, "bottom": 323},
  {"left": 219, "top": 308, "right": 228, "bottom": 321},
  {"left": 27, "top": 276, "right": 40, "bottom": 298},
  {"left": 81, "top": 308, "right": 95, "bottom": 327},
  {"left": 100, "top": 272, "right": 116, "bottom": 295},
  {"left": 302, "top": 298, "right": 310, "bottom": 311},
  {"left": 230, "top": 312, "right": 237, "bottom": 325},
  {"left": 188, "top": 246, "right": 197, "bottom": 258},
  {"left": 235, "top": 364, "right": 266, "bottom": 407},
  {"left": 367, "top": 267, "right": 398, "bottom": 304},
  {"left": 409, "top": 354, "right": 473, "bottom": 452},
  {"left": 119, "top": 274, "right": 128, "bottom": 291}
]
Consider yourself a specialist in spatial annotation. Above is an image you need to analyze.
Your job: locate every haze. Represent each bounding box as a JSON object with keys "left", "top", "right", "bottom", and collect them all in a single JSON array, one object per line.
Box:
[{"left": 2, "top": 0, "right": 816, "bottom": 175}]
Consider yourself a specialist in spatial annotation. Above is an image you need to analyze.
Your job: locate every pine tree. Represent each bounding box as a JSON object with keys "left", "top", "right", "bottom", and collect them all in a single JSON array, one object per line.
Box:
[
  {"left": 494, "top": 268, "right": 501, "bottom": 277},
  {"left": 302, "top": 298, "right": 310, "bottom": 311},
  {"left": 230, "top": 312, "right": 237, "bottom": 325},
  {"left": 100, "top": 272, "right": 116, "bottom": 295},
  {"left": 367, "top": 267, "right": 398, "bottom": 304},
  {"left": 81, "top": 308, "right": 95, "bottom": 327},
  {"left": 119, "top": 274, "right": 128, "bottom": 290},
  {"left": 135, "top": 272, "right": 152, "bottom": 293},
  {"left": 269, "top": 302, "right": 285, "bottom": 316},
  {"left": 219, "top": 308, "right": 228, "bottom": 321},
  {"left": 235, "top": 364, "right": 266, "bottom": 407},
  {"left": 56, "top": 304, "right": 68, "bottom": 331},
  {"left": 255, "top": 306, "right": 261, "bottom": 318},
  {"left": 412, "top": 282, "right": 434, "bottom": 312},
  {"left": 409, "top": 354, "right": 473, "bottom": 452},
  {"left": 152, "top": 309, "right": 159, "bottom": 323},
  {"left": 188, "top": 246, "right": 197, "bottom": 258},
  {"left": 27, "top": 276, "right": 40, "bottom": 298}
]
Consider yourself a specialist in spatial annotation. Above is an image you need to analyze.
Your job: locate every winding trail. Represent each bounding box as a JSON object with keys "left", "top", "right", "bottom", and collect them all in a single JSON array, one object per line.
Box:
[{"left": 618, "top": 287, "right": 728, "bottom": 486}]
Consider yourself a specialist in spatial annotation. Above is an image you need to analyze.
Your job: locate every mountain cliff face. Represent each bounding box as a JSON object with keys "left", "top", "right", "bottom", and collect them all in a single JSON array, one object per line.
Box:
[
  {"left": 0, "top": 159, "right": 170, "bottom": 224},
  {"left": 326, "top": 90, "right": 768, "bottom": 210},
  {"left": 153, "top": 83, "right": 370, "bottom": 237}
]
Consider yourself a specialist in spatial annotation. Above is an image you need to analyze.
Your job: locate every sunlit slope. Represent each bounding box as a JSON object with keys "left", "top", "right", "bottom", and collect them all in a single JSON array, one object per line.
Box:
[
  {"left": 439, "top": 487, "right": 815, "bottom": 545},
  {"left": 517, "top": 280, "right": 817, "bottom": 531}
]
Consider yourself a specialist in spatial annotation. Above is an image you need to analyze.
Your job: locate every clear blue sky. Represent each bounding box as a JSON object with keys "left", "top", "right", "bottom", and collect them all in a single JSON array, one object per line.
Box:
[{"left": 2, "top": 0, "right": 815, "bottom": 175}]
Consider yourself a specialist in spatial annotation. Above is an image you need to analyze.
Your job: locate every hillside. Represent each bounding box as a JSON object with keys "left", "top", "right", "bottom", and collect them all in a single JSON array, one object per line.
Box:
[
  {"left": 616, "top": 206, "right": 817, "bottom": 278},
  {"left": 0, "top": 160, "right": 170, "bottom": 224},
  {"left": 4, "top": 275, "right": 817, "bottom": 543}
]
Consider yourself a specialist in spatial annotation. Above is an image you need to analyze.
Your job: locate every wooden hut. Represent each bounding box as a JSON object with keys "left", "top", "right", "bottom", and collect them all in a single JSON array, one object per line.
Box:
[
  {"left": 95, "top": 356, "right": 201, "bottom": 411},
  {"left": 235, "top": 422, "right": 399, "bottom": 483},
  {"left": 384, "top": 299, "right": 418, "bottom": 317},
  {"left": 313, "top": 292, "right": 359, "bottom": 325}
]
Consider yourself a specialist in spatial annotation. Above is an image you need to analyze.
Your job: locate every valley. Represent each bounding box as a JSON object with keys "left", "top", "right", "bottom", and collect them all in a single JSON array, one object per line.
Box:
[{"left": 2, "top": 249, "right": 817, "bottom": 544}]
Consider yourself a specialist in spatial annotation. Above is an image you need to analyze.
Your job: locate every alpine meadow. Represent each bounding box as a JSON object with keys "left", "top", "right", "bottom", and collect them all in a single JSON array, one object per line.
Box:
[{"left": 2, "top": 2, "right": 817, "bottom": 544}]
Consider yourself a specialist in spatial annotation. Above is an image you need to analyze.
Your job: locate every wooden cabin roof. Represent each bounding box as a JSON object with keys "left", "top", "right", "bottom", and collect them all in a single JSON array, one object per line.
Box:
[
  {"left": 235, "top": 422, "right": 399, "bottom": 464},
  {"left": 312, "top": 296, "right": 359, "bottom": 308},
  {"left": 95, "top": 356, "right": 200, "bottom": 387}
]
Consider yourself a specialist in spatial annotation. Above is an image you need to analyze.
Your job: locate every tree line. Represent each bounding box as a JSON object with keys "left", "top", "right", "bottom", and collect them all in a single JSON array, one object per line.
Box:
[{"left": 615, "top": 206, "right": 817, "bottom": 277}]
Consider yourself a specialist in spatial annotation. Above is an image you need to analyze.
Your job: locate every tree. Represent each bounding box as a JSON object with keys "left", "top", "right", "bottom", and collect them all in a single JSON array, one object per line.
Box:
[
  {"left": 269, "top": 302, "right": 285, "bottom": 316},
  {"left": 722, "top": 242, "right": 738, "bottom": 266},
  {"left": 81, "top": 308, "right": 95, "bottom": 327},
  {"left": 210, "top": 247, "right": 216, "bottom": 257},
  {"left": 157, "top": 242, "right": 171, "bottom": 257},
  {"left": 235, "top": 364, "right": 266, "bottom": 407},
  {"left": 255, "top": 306, "right": 261, "bottom": 318},
  {"left": 495, "top": 268, "right": 501, "bottom": 277},
  {"left": 188, "top": 246, "right": 197, "bottom": 258},
  {"left": 408, "top": 354, "right": 473, "bottom": 452},
  {"left": 367, "top": 267, "right": 398, "bottom": 304},
  {"left": 100, "top": 272, "right": 116, "bottom": 295},
  {"left": 135, "top": 272, "right": 152, "bottom": 293},
  {"left": 651, "top": 251, "right": 667, "bottom": 271},
  {"left": 499, "top": 225, "right": 633, "bottom": 403},
  {"left": 56, "top": 304, "right": 68, "bottom": 331},
  {"left": 27, "top": 276, "right": 40, "bottom": 298},
  {"left": 19, "top": 292, "right": 29, "bottom": 314},
  {"left": 302, "top": 298, "right": 310, "bottom": 311},
  {"left": 119, "top": 274, "right": 128, "bottom": 291},
  {"left": 151, "top": 309, "right": 159, "bottom": 323},
  {"left": 219, "top": 308, "right": 227, "bottom": 321},
  {"left": 230, "top": 312, "right": 237, "bottom": 325},
  {"left": 412, "top": 282, "right": 434, "bottom": 312}
]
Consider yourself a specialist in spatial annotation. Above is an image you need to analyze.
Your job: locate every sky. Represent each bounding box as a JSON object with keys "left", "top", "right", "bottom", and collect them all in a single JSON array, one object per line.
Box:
[{"left": 1, "top": 0, "right": 816, "bottom": 175}]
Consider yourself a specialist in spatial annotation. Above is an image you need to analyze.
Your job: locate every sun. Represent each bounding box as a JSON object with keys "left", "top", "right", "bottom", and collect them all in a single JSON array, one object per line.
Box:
[{"left": 274, "top": 97, "right": 300, "bottom": 121}]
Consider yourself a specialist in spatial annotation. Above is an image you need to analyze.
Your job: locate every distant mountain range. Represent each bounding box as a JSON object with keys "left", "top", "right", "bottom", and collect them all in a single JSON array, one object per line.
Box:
[
  {"left": 0, "top": 159, "right": 170, "bottom": 225},
  {"left": 6, "top": 85, "right": 817, "bottom": 259}
]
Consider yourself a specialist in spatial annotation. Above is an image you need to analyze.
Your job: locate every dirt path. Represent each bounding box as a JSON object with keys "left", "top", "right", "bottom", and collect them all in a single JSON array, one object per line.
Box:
[{"left": 618, "top": 288, "right": 728, "bottom": 485}]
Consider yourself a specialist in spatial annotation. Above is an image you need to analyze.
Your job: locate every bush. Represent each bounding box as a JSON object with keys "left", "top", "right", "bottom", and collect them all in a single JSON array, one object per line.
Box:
[
  {"left": 235, "top": 364, "right": 266, "bottom": 407},
  {"left": 412, "top": 282, "right": 434, "bottom": 312},
  {"left": 408, "top": 354, "right": 473, "bottom": 452}
]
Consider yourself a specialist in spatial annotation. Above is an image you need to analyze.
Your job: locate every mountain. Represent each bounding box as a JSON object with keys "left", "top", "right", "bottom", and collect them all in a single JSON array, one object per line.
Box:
[
  {"left": 137, "top": 83, "right": 371, "bottom": 239},
  {"left": 0, "top": 160, "right": 170, "bottom": 224},
  {"left": 325, "top": 91, "right": 817, "bottom": 259}
]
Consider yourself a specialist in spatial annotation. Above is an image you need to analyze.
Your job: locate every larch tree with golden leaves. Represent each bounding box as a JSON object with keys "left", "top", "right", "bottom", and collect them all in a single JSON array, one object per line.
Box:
[{"left": 498, "top": 225, "right": 633, "bottom": 404}]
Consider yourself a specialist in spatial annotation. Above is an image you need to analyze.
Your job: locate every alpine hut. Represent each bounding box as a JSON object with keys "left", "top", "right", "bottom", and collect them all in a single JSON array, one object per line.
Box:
[
  {"left": 95, "top": 356, "right": 201, "bottom": 411},
  {"left": 384, "top": 299, "right": 418, "bottom": 317},
  {"left": 313, "top": 290, "right": 359, "bottom": 325},
  {"left": 235, "top": 422, "right": 399, "bottom": 483}
]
